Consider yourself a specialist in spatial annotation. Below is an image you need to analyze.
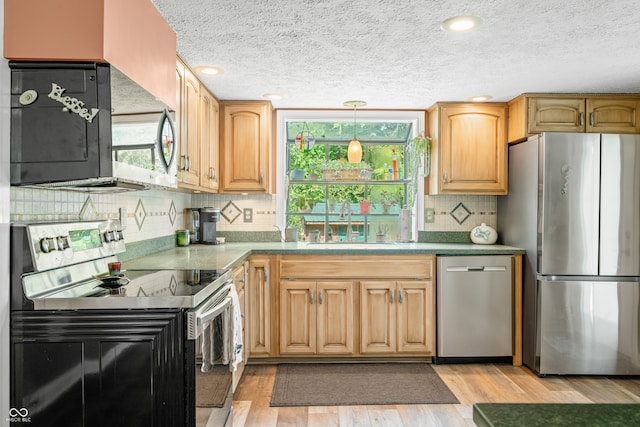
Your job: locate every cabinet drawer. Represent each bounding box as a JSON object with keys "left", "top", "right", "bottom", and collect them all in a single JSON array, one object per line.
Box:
[{"left": 279, "top": 255, "right": 433, "bottom": 279}]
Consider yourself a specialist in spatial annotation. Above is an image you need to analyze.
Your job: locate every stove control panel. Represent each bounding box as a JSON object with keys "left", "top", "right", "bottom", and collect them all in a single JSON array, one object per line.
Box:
[{"left": 26, "top": 220, "right": 126, "bottom": 272}]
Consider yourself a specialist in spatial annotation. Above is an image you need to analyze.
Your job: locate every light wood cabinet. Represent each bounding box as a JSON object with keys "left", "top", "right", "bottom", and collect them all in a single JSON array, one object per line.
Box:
[
  {"left": 220, "top": 101, "right": 272, "bottom": 193},
  {"left": 360, "top": 280, "right": 434, "bottom": 355},
  {"left": 278, "top": 254, "right": 435, "bottom": 358},
  {"left": 179, "top": 65, "right": 201, "bottom": 186},
  {"left": 232, "top": 261, "right": 248, "bottom": 392},
  {"left": 427, "top": 102, "right": 508, "bottom": 195},
  {"left": 199, "top": 88, "right": 220, "bottom": 191},
  {"left": 248, "top": 256, "right": 271, "bottom": 357},
  {"left": 508, "top": 93, "right": 640, "bottom": 142},
  {"left": 279, "top": 280, "right": 354, "bottom": 355}
]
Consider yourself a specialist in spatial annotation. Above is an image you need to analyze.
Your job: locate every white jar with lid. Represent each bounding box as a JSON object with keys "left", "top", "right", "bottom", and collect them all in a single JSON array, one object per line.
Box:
[{"left": 470, "top": 223, "right": 498, "bottom": 245}]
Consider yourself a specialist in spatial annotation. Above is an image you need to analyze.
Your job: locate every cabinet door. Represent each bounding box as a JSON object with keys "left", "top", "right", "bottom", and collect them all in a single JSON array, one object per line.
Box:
[
  {"left": 317, "top": 281, "right": 355, "bottom": 355},
  {"left": 440, "top": 104, "right": 508, "bottom": 194},
  {"left": 199, "top": 89, "right": 220, "bottom": 191},
  {"left": 179, "top": 67, "right": 200, "bottom": 185},
  {"left": 396, "top": 280, "right": 435, "bottom": 354},
  {"left": 11, "top": 310, "right": 185, "bottom": 427},
  {"left": 586, "top": 98, "right": 640, "bottom": 133},
  {"left": 528, "top": 97, "right": 585, "bottom": 133},
  {"left": 360, "top": 281, "right": 396, "bottom": 354},
  {"left": 280, "top": 281, "right": 316, "bottom": 354},
  {"left": 232, "top": 262, "right": 247, "bottom": 391},
  {"left": 248, "top": 256, "right": 271, "bottom": 356},
  {"left": 220, "top": 102, "right": 271, "bottom": 193}
]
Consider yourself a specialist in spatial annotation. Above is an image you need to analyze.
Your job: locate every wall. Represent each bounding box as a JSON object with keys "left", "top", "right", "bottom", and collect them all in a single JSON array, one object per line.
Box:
[
  {"left": 9, "top": 188, "right": 279, "bottom": 241},
  {"left": 424, "top": 194, "right": 497, "bottom": 231},
  {"left": 1, "top": 0, "right": 11, "bottom": 422}
]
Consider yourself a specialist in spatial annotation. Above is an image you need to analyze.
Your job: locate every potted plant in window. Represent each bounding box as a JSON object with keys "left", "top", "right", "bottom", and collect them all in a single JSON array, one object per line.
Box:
[
  {"left": 293, "top": 196, "right": 315, "bottom": 213},
  {"left": 378, "top": 189, "right": 403, "bottom": 213},
  {"left": 321, "top": 160, "right": 372, "bottom": 181}
]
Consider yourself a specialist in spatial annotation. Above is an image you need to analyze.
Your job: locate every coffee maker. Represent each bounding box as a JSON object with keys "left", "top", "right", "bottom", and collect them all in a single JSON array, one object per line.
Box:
[{"left": 198, "top": 207, "right": 220, "bottom": 244}]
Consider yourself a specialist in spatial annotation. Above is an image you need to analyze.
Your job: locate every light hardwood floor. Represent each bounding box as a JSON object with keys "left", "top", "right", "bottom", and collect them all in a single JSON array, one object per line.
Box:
[{"left": 232, "top": 363, "right": 640, "bottom": 426}]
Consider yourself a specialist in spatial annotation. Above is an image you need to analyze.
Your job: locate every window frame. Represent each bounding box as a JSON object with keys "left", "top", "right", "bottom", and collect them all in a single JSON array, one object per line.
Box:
[{"left": 276, "top": 110, "right": 425, "bottom": 240}]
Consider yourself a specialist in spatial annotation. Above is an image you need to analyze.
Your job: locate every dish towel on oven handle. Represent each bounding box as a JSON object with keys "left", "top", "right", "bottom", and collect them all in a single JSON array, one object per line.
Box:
[
  {"left": 201, "top": 320, "right": 215, "bottom": 372},
  {"left": 229, "top": 285, "right": 244, "bottom": 371}
]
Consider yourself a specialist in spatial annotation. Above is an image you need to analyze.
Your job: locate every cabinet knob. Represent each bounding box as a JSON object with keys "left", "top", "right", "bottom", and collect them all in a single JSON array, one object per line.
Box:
[
  {"left": 398, "top": 290, "right": 404, "bottom": 304},
  {"left": 390, "top": 290, "right": 395, "bottom": 304},
  {"left": 319, "top": 290, "right": 324, "bottom": 305},
  {"left": 310, "top": 290, "right": 315, "bottom": 304},
  {"left": 590, "top": 112, "right": 595, "bottom": 126},
  {"left": 443, "top": 172, "right": 448, "bottom": 183},
  {"left": 580, "top": 112, "right": 585, "bottom": 126}
]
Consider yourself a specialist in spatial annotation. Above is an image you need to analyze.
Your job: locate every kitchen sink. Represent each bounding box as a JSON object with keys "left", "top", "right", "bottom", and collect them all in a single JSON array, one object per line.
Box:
[{"left": 306, "top": 242, "right": 398, "bottom": 249}]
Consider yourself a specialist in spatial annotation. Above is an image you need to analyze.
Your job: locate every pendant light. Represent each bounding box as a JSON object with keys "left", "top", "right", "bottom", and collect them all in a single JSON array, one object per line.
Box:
[{"left": 344, "top": 100, "right": 367, "bottom": 163}]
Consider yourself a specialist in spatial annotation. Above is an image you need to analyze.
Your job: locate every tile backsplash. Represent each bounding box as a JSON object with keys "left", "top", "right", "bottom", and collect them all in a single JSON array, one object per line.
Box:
[
  {"left": 424, "top": 195, "right": 497, "bottom": 231},
  {"left": 10, "top": 187, "right": 495, "bottom": 244},
  {"left": 9, "top": 187, "right": 278, "bottom": 244}
]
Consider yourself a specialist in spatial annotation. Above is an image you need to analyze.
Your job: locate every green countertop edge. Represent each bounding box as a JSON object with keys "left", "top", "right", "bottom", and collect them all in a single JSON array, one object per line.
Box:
[
  {"left": 473, "top": 403, "right": 640, "bottom": 427},
  {"left": 419, "top": 231, "right": 472, "bottom": 244},
  {"left": 124, "top": 241, "right": 525, "bottom": 271}
]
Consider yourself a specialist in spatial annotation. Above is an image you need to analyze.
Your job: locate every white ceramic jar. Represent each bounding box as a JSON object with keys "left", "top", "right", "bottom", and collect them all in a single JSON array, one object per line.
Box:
[{"left": 470, "top": 223, "right": 498, "bottom": 245}]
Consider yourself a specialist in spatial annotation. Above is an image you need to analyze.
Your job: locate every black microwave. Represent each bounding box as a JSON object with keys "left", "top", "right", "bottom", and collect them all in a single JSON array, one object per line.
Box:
[{"left": 9, "top": 61, "right": 177, "bottom": 191}]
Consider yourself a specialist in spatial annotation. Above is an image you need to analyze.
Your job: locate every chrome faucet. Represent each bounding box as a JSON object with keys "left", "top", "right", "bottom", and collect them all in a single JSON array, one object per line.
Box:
[{"left": 340, "top": 200, "right": 354, "bottom": 242}]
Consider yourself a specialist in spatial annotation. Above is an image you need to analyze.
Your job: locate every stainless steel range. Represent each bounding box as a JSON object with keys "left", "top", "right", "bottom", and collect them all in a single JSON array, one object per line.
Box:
[{"left": 10, "top": 220, "right": 237, "bottom": 427}]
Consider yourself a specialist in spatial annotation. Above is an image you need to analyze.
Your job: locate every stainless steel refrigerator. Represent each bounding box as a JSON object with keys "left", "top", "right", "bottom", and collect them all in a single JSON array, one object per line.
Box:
[{"left": 498, "top": 132, "right": 640, "bottom": 375}]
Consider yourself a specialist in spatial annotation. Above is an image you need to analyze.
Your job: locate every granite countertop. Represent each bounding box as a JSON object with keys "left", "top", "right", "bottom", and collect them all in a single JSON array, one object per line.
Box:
[
  {"left": 124, "top": 241, "right": 525, "bottom": 271},
  {"left": 473, "top": 403, "right": 640, "bottom": 427}
]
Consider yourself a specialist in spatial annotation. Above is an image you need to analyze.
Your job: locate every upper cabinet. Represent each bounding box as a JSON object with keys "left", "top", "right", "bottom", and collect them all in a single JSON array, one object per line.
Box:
[
  {"left": 508, "top": 94, "right": 640, "bottom": 142},
  {"left": 220, "top": 101, "right": 273, "bottom": 193},
  {"left": 427, "top": 102, "right": 508, "bottom": 195},
  {"left": 175, "top": 57, "right": 220, "bottom": 193}
]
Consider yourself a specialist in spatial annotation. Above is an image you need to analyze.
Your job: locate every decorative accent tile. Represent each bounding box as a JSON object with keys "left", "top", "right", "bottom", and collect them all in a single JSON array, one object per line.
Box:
[
  {"left": 79, "top": 197, "right": 97, "bottom": 220},
  {"left": 134, "top": 198, "right": 147, "bottom": 230},
  {"left": 221, "top": 201, "right": 242, "bottom": 224},
  {"left": 168, "top": 201, "right": 176, "bottom": 225},
  {"left": 450, "top": 202, "right": 471, "bottom": 224}
]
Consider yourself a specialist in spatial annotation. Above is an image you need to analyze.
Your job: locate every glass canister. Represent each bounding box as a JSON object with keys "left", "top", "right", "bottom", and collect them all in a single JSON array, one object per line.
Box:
[{"left": 176, "top": 229, "right": 190, "bottom": 246}]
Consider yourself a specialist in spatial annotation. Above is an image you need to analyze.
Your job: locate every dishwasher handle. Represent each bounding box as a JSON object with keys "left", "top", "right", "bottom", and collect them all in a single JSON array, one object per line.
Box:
[{"left": 445, "top": 266, "right": 507, "bottom": 272}]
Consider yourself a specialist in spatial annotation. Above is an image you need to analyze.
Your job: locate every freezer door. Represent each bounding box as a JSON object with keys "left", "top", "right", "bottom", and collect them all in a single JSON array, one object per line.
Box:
[
  {"left": 537, "top": 278, "right": 640, "bottom": 375},
  {"left": 540, "top": 133, "right": 600, "bottom": 275},
  {"left": 600, "top": 134, "right": 640, "bottom": 276}
]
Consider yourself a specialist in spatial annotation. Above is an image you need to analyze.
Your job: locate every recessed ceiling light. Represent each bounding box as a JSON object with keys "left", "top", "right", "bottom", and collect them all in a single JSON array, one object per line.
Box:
[
  {"left": 195, "top": 66, "right": 224, "bottom": 76},
  {"left": 468, "top": 95, "right": 492, "bottom": 102},
  {"left": 441, "top": 15, "right": 482, "bottom": 32},
  {"left": 263, "top": 93, "right": 283, "bottom": 100}
]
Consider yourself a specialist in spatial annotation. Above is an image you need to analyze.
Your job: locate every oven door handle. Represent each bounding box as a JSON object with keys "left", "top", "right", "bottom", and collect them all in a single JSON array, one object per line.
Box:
[
  {"left": 197, "top": 295, "right": 232, "bottom": 327},
  {"left": 187, "top": 281, "right": 234, "bottom": 340}
]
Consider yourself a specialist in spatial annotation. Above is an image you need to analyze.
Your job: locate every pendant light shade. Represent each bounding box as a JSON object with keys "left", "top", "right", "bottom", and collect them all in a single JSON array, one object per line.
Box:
[{"left": 343, "top": 100, "right": 367, "bottom": 163}]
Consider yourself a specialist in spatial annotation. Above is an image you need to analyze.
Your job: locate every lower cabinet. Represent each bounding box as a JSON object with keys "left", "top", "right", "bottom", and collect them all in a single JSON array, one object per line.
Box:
[
  {"left": 248, "top": 256, "right": 271, "bottom": 357},
  {"left": 279, "top": 280, "right": 355, "bottom": 355},
  {"left": 276, "top": 255, "right": 435, "bottom": 358},
  {"left": 10, "top": 310, "right": 185, "bottom": 427},
  {"left": 360, "top": 280, "right": 434, "bottom": 355},
  {"left": 232, "top": 261, "right": 249, "bottom": 391}
]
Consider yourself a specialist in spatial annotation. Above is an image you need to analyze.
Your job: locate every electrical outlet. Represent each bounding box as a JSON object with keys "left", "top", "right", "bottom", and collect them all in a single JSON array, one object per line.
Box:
[
  {"left": 243, "top": 208, "right": 253, "bottom": 223},
  {"left": 425, "top": 208, "right": 435, "bottom": 223},
  {"left": 119, "top": 207, "right": 127, "bottom": 229}
]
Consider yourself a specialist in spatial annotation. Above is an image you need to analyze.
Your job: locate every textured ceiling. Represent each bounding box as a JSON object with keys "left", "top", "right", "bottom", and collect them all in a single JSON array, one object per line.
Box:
[{"left": 150, "top": 0, "right": 640, "bottom": 109}]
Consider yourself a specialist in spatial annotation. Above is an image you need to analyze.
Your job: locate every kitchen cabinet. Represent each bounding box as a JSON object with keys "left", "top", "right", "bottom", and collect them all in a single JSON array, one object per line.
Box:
[
  {"left": 360, "top": 280, "right": 434, "bottom": 354},
  {"left": 177, "top": 62, "right": 200, "bottom": 186},
  {"left": 199, "top": 88, "right": 220, "bottom": 191},
  {"left": 279, "top": 280, "right": 355, "bottom": 355},
  {"left": 427, "top": 102, "right": 508, "bottom": 195},
  {"left": 11, "top": 310, "right": 185, "bottom": 426},
  {"left": 232, "top": 261, "right": 248, "bottom": 391},
  {"left": 278, "top": 254, "right": 435, "bottom": 357},
  {"left": 508, "top": 93, "right": 640, "bottom": 142},
  {"left": 220, "top": 101, "right": 273, "bottom": 193},
  {"left": 248, "top": 256, "right": 272, "bottom": 357}
]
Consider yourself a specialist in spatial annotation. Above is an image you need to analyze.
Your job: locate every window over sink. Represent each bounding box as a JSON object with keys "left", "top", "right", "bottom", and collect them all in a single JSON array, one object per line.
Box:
[{"left": 276, "top": 110, "right": 425, "bottom": 243}]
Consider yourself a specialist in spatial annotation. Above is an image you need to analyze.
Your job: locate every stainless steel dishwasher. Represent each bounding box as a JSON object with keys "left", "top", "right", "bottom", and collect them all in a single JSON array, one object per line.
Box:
[{"left": 435, "top": 256, "right": 513, "bottom": 363}]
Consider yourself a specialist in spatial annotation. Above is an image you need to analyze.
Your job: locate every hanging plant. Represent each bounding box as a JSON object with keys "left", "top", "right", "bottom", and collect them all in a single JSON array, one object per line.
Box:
[{"left": 409, "top": 132, "right": 432, "bottom": 178}]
